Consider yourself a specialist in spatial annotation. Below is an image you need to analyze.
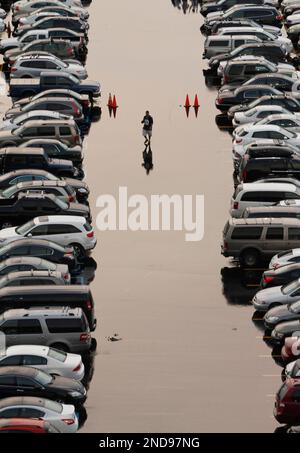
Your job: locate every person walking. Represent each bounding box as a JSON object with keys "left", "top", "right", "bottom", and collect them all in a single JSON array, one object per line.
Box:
[{"left": 141, "top": 110, "right": 153, "bottom": 145}]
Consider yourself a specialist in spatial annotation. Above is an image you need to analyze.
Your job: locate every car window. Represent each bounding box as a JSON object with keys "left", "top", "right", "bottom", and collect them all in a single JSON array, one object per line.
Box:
[
  {"left": 22, "top": 355, "right": 47, "bottom": 366},
  {"left": 29, "top": 225, "right": 48, "bottom": 236},
  {"left": 30, "top": 245, "right": 53, "bottom": 256},
  {"left": 36, "top": 127, "right": 56, "bottom": 137},
  {"left": 0, "top": 356, "right": 22, "bottom": 366},
  {"left": 231, "top": 226, "right": 263, "bottom": 240},
  {"left": 266, "top": 227, "right": 284, "bottom": 240},
  {"left": 16, "top": 377, "right": 36, "bottom": 388},
  {"left": 241, "top": 191, "right": 285, "bottom": 202},
  {"left": 0, "top": 376, "right": 16, "bottom": 386},
  {"left": 20, "top": 408, "right": 44, "bottom": 418},
  {"left": 289, "top": 228, "right": 300, "bottom": 240},
  {"left": 59, "top": 127, "right": 71, "bottom": 136},
  {"left": 18, "top": 319, "right": 43, "bottom": 334},
  {"left": 46, "top": 318, "right": 86, "bottom": 333},
  {"left": 0, "top": 320, "right": 18, "bottom": 335}
]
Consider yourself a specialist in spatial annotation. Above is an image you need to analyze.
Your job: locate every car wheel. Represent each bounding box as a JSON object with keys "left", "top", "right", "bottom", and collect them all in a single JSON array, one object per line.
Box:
[
  {"left": 90, "top": 337, "right": 97, "bottom": 352},
  {"left": 70, "top": 243, "right": 85, "bottom": 260},
  {"left": 50, "top": 343, "right": 69, "bottom": 352},
  {"left": 240, "top": 249, "right": 260, "bottom": 267}
]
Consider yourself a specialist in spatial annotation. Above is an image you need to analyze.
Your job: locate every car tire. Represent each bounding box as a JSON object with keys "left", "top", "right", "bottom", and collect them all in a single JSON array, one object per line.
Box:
[
  {"left": 281, "top": 368, "right": 286, "bottom": 382},
  {"left": 50, "top": 343, "right": 69, "bottom": 352},
  {"left": 70, "top": 243, "right": 85, "bottom": 260},
  {"left": 90, "top": 338, "right": 97, "bottom": 352},
  {"left": 240, "top": 249, "right": 260, "bottom": 267}
]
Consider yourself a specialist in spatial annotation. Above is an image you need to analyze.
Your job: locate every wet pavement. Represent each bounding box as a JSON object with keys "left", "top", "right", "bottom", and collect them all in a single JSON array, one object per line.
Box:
[{"left": 81, "top": 0, "right": 281, "bottom": 432}]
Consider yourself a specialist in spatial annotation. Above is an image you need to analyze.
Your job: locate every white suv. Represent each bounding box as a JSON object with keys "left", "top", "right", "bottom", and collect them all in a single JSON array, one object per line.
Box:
[{"left": 0, "top": 215, "right": 96, "bottom": 258}]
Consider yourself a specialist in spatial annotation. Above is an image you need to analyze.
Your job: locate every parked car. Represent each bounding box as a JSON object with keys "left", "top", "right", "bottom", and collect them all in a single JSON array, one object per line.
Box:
[
  {"left": 0, "top": 257, "right": 69, "bottom": 279},
  {"left": 274, "top": 378, "right": 300, "bottom": 424},
  {"left": 15, "top": 17, "right": 88, "bottom": 38},
  {"left": 281, "top": 336, "right": 300, "bottom": 363},
  {"left": 4, "top": 39, "right": 76, "bottom": 63},
  {"left": 222, "top": 217, "right": 300, "bottom": 266},
  {"left": 262, "top": 263, "right": 300, "bottom": 288},
  {"left": 230, "top": 182, "right": 300, "bottom": 217},
  {"left": 253, "top": 279, "right": 300, "bottom": 311},
  {"left": 0, "top": 304, "right": 94, "bottom": 348},
  {"left": 9, "top": 72, "right": 101, "bottom": 100},
  {"left": 0, "top": 215, "right": 96, "bottom": 258},
  {"left": 270, "top": 249, "right": 300, "bottom": 269},
  {"left": 0, "top": 148, "right": 79, "bottom": 179},
  {"left": 0, "top": 110, "right": 72, "bottom": 132},
  {"left": 238, "top": 155, "right": 300, "bottom": 184},
  {"left": 203, "top": 35, "right": 262, "bottom": 59},
  {"left": 0, "top": 169, "right": 88, "bottom": 204},
  {"left": 0, "top": 270, "right": 69, "bottom": 288},
  {"left": 233, "top": 142, "right": 300, "bottom": 169},
  {"left": 10, "top": 54, "right": 87, "bottom": 80},
  {"left": 216, "top": 85, "right": 281, "bottom": 111},
  {"left": 0, "top": 180, "right": 77, "bottom": 204},
  {"left": 0, "top": 345, "right": 84, "bottom": 380},
  {"left": 285, "top": 359, "right": 300, "bottom": 380},
  {"left": 0, "top": 191, "right": 91, "bottom": 228},
  {"left": 21, "top": 138, "right": 83, "bottom": 167},
  {"left": 202, "top": 18, "right": 282, "bottom": 36},
  {"left": 271, "top": 320, "right": 300, "bottom": 344},
  {"left": 220, "top": 57, "right": 295, "bottom": 86},
  {"left": 0, "top": 239, "right": 78, "bottom": 270},
  {"left": 12, "top": 0, "right": 83, "bottom": 22},
  {"left": 222, "top": 73, "right": 299, "bottom": 94},
  {"left": 201, "top": 0, "right": 274, "bottom": 17},
  {"left": 243, "top": 205, "right": 300, "bottom": 219},
  {"left": 255, "top": 114, "right": 300, "bottom": 132},
  {"left": 233, "top": 106, "right": 300, "bottom": 127},
  {"left": 21, "top": 5, "right": 89, "bottom": 22},
  {"left": 217, "top": 27, "right": 292, "bottom": 52},
  {"left": 0, "top": 417, "right": 61, "bottom": 433},
  {"left": 0, "top": 366, "right": 86, "bottom": 406},
  {"left": 264, "top": 299, "right": 300, "bottom": 329},
  {"left": 233, "top": 125, "right": 300, "bottom": 148},
  {"left": 205, "top": 5, "right": 283, "bottom": 27}
]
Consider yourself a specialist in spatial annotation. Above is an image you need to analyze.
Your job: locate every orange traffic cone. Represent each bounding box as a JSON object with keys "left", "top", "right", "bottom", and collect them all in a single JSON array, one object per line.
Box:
[
  {"left": 193, "top": 94, "right": 199, "bottom": 108},
  {"left": 185, "top": 94, "right": 190, "bottom": 108},
  {"left": 107, "top": 93, "right": 112, "bottom": 107},
  {"left": 112, "top": 95, "right": 118, "bottom": 109}
]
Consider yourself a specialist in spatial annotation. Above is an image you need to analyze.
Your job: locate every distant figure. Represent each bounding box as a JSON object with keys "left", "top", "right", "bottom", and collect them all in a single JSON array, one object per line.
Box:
[
  {"left": 141, "top": 110, "right": 153, "bottom": 145},
  {"left": 142, "top": 143, "right": 153, "bottom": 175}
]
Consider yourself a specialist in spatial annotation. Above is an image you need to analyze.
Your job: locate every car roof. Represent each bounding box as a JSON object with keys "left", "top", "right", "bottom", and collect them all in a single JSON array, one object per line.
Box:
[
  {"left": 3, "top": 270, "right": 60, "bottom": 281},
  {"left": 0, "top": 284, "right": 89, "bottom": 297},
  {"left": 2, "top": 306, "right": 82, "bottom": 319},
  {"left": 0, "top": 257, "right": 43, "bottom": 266},
  {"left": 261, "top": 113, "right": 300, "bottom": 121},
  {"left": 0, "top": 238, "right": 64, "bottom": 251},
  {"left": 0, "top": 147, "right": 45, "bottom": 156},
  {"left": 246, "top": 206, "right": 300, "bottom": 213},
  {"left": 230, "top": 217, "right": 300, "bottom": 226},
  {"left": 34, "top": 214, "right": 85, "bottom": 225},
  {"left": 0, "top": 397, "right": 49, "bottom": 410},
  {"left": 15, "top": 180, "right": 67, "bottom": 189},
  {"left": 241, "top": 182, "right": 297, "bottom": 191},
  {"left": 6, "top": 345, "right": 49, "bottom": 357},
  {"left": 0, "top": 366, "right": 37, "bottom": 377},
  {"left": 19, "top": 119, "right": 75, "bottom": 127}
]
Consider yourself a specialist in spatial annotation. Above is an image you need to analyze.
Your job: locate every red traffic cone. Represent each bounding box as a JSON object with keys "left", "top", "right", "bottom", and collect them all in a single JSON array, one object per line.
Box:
[
  {"left": 107, "top": 93, "right": 112, "bottom": 108},
  {"left": 185, "top": 94, "right": 190, "bottom": 108},
  {"left": 112, "top": 95, "right": 118, "bottom": 109},
  {"left": 193, "top": 94, "right": 199, "bottom": 108}
]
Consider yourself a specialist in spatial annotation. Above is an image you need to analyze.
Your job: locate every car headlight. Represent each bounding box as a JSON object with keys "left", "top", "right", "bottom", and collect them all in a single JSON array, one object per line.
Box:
[{"left": 69, "top": 391, "right": 82, "bottom": 398}]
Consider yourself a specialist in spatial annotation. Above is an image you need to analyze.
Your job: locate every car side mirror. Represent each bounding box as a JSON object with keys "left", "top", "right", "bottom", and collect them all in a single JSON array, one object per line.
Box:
[{"left": 27, "top": 233, "right": 32, "bottom": 237}]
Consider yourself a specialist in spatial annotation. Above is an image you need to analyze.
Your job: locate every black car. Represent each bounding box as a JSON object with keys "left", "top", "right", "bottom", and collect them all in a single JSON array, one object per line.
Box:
[
  {"left": 227, "top": 95, "right": 300, "bottom": 120},
  {"left": 208, "top": 43, "right": 288, "bottom": 74},
  {"left": 216, "top": 85, "right": 281, "bottom": 111},
  {"left": 201, "top": 18, "right": 281, "bottom": 35},
  {"left": 238, "top": 155, "right": 300, "bottom": 183},
  {"left": 0, "top": 239, "right": 77, "bottom": 270},
  {"left": 0, "top": 367, "right": 86, "bottom": 407},
  {"left": 0, "top": 170, "right": 89, "bottom": 204},
  {"left": 243, "top": 143, "right": 299, "bottom": 159},
  {"left": 223, "top": 73, "right": 298, "bottom": 93},
  {"left": 204, "top": 5, "right": 283, "bottom": 27},
  {"left": 262, "top": 264, "right": 300, "bottom": 289},
  {"left": 0, "top": 148, "right": 81, "bottom": 179},
  {"left": 0, "top": 192, "right": 91, "bottom": 228},
  {"left": 201, "top": 0, "right": 265, "bottom": 17}
]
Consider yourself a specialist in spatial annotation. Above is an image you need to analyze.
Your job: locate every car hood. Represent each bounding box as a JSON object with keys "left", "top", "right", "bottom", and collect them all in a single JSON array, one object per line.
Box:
[
  {"left": 0, "top": 227, "right": 18, "bottom": 242},
  {"left": 265, "top": 305, "right": 290, "bottom": 319},
  {"left": 68, "top": 202, "right": 90, "bottom": 214},
  {"left": 0, "top": 130, "right": 14, "bottom": 140},
  {"left": 0, "top": 38, "right": 18, "bottom": 49},
  {"left": 276, "top": 320, "right": 300, "bottom": 334},
  {"left": 4, "top": 108, "right": 21, "bottom": 119},
  {"left": 81, "top": 80, "right": 100, "bottom": 89},
  {"left": 256, "top": 285, "right": 286, "bottom": 302},
  {"left": 206, "top": 11, "right": 223, "bottom": 21},
  {"left": 49, "top": 375, "right": 85, "bottom": 394}
]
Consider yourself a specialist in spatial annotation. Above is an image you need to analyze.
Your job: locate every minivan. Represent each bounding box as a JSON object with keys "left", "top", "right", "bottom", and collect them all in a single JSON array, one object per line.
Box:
[
  {"left": 230, "top": 182, "right": 300, "bottom": 217},
  {"left": 0, "top": 307, "right": 92, "bottom": 353},
  {"left": 0, "top": 285, "right": 96, "bottom": 331},
  {"left": 222, "top": 217, "right": 300, "bottom": 266},
  {"left": 203, "top": 35, "right": 261, "bottom": 58}
]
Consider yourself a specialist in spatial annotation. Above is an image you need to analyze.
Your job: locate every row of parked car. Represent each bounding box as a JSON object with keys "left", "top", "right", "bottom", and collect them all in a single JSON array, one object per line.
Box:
[
  {"left": 0, "top": 0, "right": 100, "bottom": 434},
  {"left": 201, "top": 0, "right": 300, "bottom": 431}
]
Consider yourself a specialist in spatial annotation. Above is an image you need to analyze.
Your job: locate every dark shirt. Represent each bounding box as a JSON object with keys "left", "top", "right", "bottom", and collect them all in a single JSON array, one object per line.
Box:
[{"left": 142, "top": 115, "right": 153, "bottom": 131}]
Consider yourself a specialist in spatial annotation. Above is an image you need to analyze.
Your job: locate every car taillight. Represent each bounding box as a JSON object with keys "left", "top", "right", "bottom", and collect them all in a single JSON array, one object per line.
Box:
[
  {"left": 86, "top": 300, "right": 92, "bottom": 310},
  {"left": 62, "top": 419, "right": 75, "bottom": 425},
  {"left": 233, "top": 201, "right": 239, "bottom": 210},
  {"left": 80, "top": 333, "right": 90, "bottom": 342},
  {"left": 63, "top": 273, "right": 70, "bottom": 281},
  {"left": 276, "top": 15, "right": 283, "bottom": 20},
  {"left": 82, "top": 99, "right": 89, "bottom": 109},
  {"left": 74, "top": 134, "right": 80, "bottom": 145},
  {"left": 235, "top": 137, "right": 242, "bottom": 144},
  {"left": 15, "top": 6, "right": 19, "bottom": 11},
  {"left": 264, "top": 275, "right": 274, "bottom": 284},
  {"left": 223, "top": 241, "right": 228, "bottom": 251},
  {"left": 68, "top": 47, "right": 73, "bottom": 56},
  {"left": 86, "top": 231, "right": 94, "bottom": 238},
  {"left": 223, "top": 75, "right": 229, "bottom": 84},
  {"left": 68, "top": 195, "right": 75, "bottom": 202},
  {"left": 10, "top": 67, "right": 17, "bottom": 73},
  {"left": 73, "top": 363, "right": 82, "bottom": 372},
  {"left": 217, "top": 97, "right": 224, "bottom": 104},
  {"left": 242, "top": 170, "right": 247, "bottom": 181},
  {"left": 72, "top": 102, "right": 80, "bottom": 117}
]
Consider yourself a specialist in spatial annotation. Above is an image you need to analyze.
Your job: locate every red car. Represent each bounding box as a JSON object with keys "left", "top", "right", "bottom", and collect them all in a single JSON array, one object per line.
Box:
[
  {"left": 281, "top": 337, "right": 300, "bottom": 363},
  {"left": 274, "top": 378, "right": 300, "bottom": 424},
  {"left": 0, "top": 418, "right": 60, "bottom": 433}
]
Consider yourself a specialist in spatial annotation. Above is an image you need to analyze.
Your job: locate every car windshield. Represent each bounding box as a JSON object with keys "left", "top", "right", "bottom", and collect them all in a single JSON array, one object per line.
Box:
[
  {"left": 34, "top": 369, "right": 53, "bottom": 386},
  {"left": 290, "top": 300, "right": 300, "bottom": 313},
  {"left": 15, "top": 220, "right": 35, "bottom": 236},
  {"left": 1, "top": 186, "right": 18, "bottom": 199},
  {"left": 282, "top": 279, "right": 300, "bottom": 295},
  {"left": 48, "top": 348, "right": 67, "bottom": 363},
  {"left": 55, "top": 198, "right": 68, "bottom": 210},
  {"left": 0, "top": 276, "right": 9, "bottom": 288},
  {"left": 245, "top": 108, "right": 257, "bottom": 117}
]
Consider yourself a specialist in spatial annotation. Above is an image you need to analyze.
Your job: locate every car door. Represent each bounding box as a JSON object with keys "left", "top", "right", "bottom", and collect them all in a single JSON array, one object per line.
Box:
[
  {"left": 16, "top": 376, "right": 40, "bottom": 398},
  {"left": 17, "top": 319, "right": 45, "bottom": 346},
  {"left": 21, "top": 354, "right": 48, "bottom": 372},
  {"left": 0, "top": 375, "right": 17, "bottom": 397},
  {"left": 261, "top": 226, "right": 284, "bottom": 257}
]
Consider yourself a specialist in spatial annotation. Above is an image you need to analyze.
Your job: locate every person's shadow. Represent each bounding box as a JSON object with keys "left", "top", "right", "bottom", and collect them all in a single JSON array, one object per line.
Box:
[{"left": 142, "top": 143, "right": 154, "bottom": 175}]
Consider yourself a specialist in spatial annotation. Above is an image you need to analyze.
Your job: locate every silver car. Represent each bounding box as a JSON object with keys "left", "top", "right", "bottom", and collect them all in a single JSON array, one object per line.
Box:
[
  {"left": 0, "top": 110, "right": 71, "bottom": 132},
  {"left": 11, "top": 54, "right": 87, "bottom": 79},
  {"left": 252, "top": 278, "right": 300, "bottom": 311},
  {"left": 255, "top": 114, "right": 300, "bottom": 132}
]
